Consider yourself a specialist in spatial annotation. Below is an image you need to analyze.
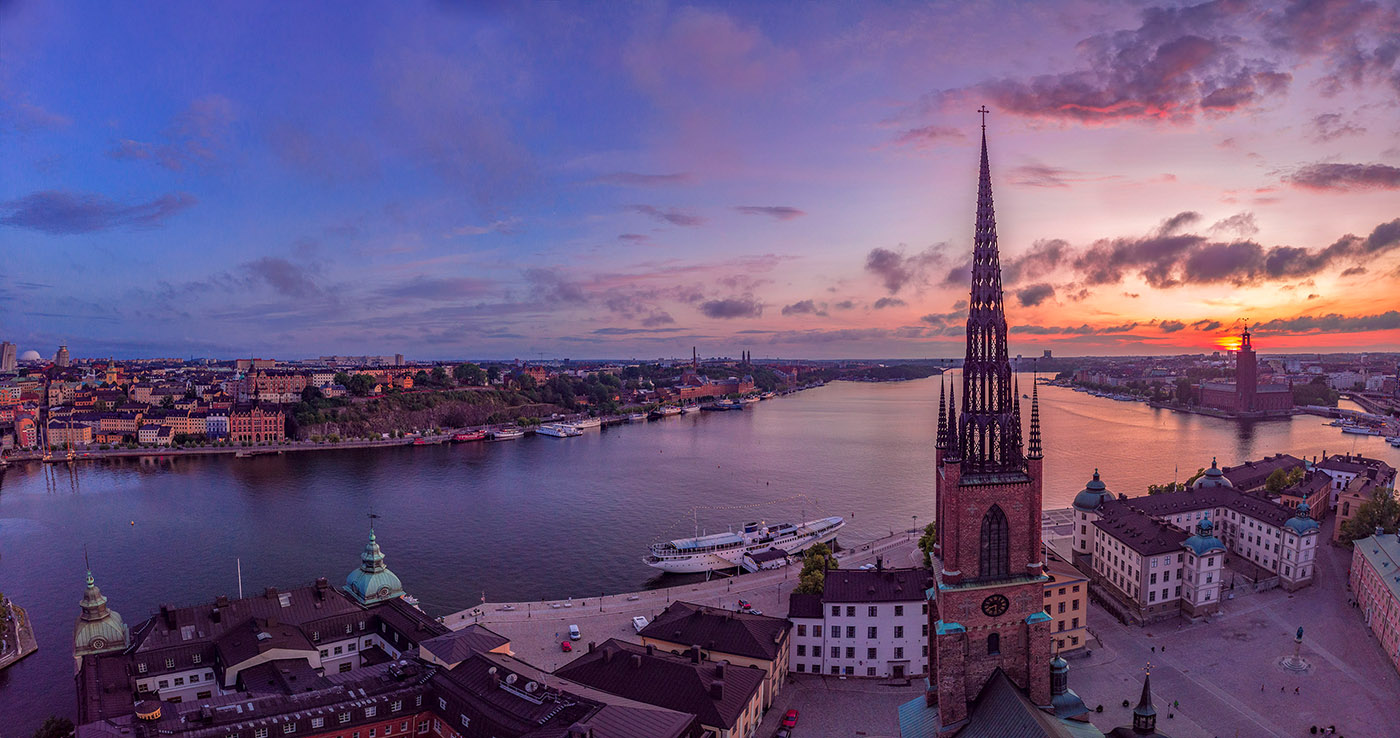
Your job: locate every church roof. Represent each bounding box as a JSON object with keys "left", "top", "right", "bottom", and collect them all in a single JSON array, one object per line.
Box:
[
  {"left": 344, "top": 529, "right": 405, "bottom": 605},
  {"left": 958, "top": 669, "right": 1105, "bottom": 738},
  {"left": 1073, "top": 470, "right": 1114, "bottom": 512}
]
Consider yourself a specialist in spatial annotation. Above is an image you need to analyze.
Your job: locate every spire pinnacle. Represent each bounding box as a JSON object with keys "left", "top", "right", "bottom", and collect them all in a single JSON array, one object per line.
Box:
[
  {"left": 1132, "top": 666, "right": 1157, "bottom": 733},
  {"left": 957, "top": 109, "right": 1023, "bottom": 475},
  {"left": 947, "top": 382, "right": 960, "bottom": 461},
  {"left": 1029, "top": 375, "right": 1042, "bottom": 459},
  {"left": 936, "top": 376, "right": 948, "bottom": 450}
]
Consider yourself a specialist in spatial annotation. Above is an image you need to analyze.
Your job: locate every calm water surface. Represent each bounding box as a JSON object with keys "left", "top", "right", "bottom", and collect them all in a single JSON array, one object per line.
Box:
[{"left": 1, "top": 378, "right": 1394, "bottom": 728}]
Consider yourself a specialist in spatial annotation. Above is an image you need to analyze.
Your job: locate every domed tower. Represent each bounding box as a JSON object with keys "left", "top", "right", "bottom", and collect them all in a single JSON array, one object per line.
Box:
[
  {"left": 1072, "top": 470, "right": 1114, "bottom": 557},
  {"left": 344, "top": 527, "right": 405, "bottom": 606},
  {"left": 1192, "top": 458, "right": 1233, "bottom": 490},
  {"left": 1280, "top": 502, "right": 1320, "bottom": 590},
  {"left": 74, "top": 568, "right": 129, "bottom": 670},
  {"left": 1180, "top": 518, "right": 1226, "bottom": 617}
]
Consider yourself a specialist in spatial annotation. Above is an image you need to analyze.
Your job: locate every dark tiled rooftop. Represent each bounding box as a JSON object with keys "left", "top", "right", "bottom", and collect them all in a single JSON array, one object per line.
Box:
[
  {"left": 639, "top": 601, "right": 789, "bottom": 661},
  {"left": 1222, "top": 454, "right": 1304, "bottom": 490},
  {"left": 1093, "top": 502, "right": 1187, "bottom": 556},
  {"left": 421, "top": 624, "right": 510, "bottom": 665},
  {"left": 817, "top": 566, "right": 930, "bottom": 603},
  {"left": 556, "top": 639, "right": 764, "bottom": 729}
]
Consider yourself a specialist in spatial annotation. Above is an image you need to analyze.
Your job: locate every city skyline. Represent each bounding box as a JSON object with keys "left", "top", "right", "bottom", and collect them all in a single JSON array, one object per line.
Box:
[{"left": 4, "top": 1, "right": 1400, "bottom": 360}]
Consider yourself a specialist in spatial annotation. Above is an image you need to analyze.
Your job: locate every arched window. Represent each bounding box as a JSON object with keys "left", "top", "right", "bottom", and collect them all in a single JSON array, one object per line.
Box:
[
  {"left": 980, "top": 505, "right": 1009, "bottom": 579},
  {"left": 987, "top": 632, "right": 1000, "bottom": 655}
]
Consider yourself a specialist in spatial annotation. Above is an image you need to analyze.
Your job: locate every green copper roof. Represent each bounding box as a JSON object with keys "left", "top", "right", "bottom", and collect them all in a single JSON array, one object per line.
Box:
[
  {"left": 74, "top": 570, "right": 128, "bottom": 655},
  {"left": 1073, "top": 469, "right": 1114, "bottom": 512},
  {"left": 344, "top": 529, "right": 405, "bottom": 606},
  {"left": 1193, "top": 457, "right": 1234, "bottom": 490}
]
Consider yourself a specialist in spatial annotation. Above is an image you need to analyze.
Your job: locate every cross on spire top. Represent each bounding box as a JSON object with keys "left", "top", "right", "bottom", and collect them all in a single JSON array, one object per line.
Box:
[{"left": 978, "top": 105, "right": 990, "bottom": 130}]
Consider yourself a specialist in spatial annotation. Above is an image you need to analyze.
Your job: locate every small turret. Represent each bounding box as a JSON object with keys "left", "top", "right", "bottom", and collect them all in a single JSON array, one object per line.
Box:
[
  {"left": 1192, "top": 457, "right": 1233, "bottom": 490},
  {"left": 1132, "top": 670, "right": 1157, "bottom": 734},
  {"left": 344, "top": 525, "right": 405, "bottom": 606}
]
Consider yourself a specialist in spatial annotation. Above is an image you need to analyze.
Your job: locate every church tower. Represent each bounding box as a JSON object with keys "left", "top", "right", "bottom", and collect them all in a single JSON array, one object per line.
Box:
[
  {"left": 928, "top": 110, "right": 1051, "bottom": 730},
  {"left": 1235, "top": 324, "right": 1257, "bottom": 412},
  {"left": 344, "top": 525, "right": 406, "bottom": 606}
]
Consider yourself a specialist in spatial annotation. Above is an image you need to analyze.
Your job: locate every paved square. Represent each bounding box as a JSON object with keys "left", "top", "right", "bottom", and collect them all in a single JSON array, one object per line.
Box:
[
  {"left": 754, "top": 674, "right": 923, "bottom": 738},
  {"left": 1070, "top": 520, "right": 1400, "bottom": 738}
]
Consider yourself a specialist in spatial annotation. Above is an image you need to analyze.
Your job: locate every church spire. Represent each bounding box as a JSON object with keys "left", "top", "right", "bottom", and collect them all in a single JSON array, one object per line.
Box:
[
  {"left": 1132, "top": 667, "right": 1158, "bottom": 734},
  {"left": 958, "top": 108, "right": 1023, "bottom": 475},
  {"left": 936, "top": 376, "right": 948, "bottom": 450},
  {"left": 946, "top": 382, "right": 960, "bottom": 461},
  {"left": 1028, "top": 379, "right": 1042, "bottom": 459}
]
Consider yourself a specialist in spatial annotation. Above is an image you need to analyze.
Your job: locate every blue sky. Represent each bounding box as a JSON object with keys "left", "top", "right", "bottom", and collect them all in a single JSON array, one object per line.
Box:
[{"left": 3, "top": 0, "right": 1399, "bottom": 360}]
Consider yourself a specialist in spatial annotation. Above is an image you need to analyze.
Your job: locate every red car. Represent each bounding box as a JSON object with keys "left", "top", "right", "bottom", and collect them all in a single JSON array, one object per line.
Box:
[
  {"left": 781, "top": 709, "right": 799, "bottom": 728},
  {"left": 560, "top": 641, "right": 572, "bottom": 652}
]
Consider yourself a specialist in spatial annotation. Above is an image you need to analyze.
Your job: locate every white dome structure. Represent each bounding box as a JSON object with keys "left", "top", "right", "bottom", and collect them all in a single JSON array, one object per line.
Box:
[{"left": 19, "top": 349, "right": 40, "bottom": 362}]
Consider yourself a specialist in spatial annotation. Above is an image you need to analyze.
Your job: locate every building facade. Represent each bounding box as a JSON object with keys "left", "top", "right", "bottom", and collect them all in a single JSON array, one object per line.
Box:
[
  {"left": 1351, "top": 532, "right": 1400, "bottom": 678},
  {"left": 787, "top": 566, "right": 930, "bottom": 678},
  {"left": 638, "top": 600, "right": 790, "bottom": 710}
]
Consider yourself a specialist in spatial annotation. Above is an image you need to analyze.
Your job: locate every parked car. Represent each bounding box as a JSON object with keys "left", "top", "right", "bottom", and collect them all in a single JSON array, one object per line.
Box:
[
  {"left": 568, "top": 624, "right": 581, "bottom": 640},
  {"left": 632, "top": 616, "right": 649, "bottom": 633},
  {"left": 782, "top": 709, "right": 799, "bottom": 728},
  {"left": 775, "top": 729, "right": 792, "bottom": 738},
  {"left": 560, "top": 641, "right": 572, "bottom": 652},
  {"left": 737, "top": 599, "right": 751, "bottom": 610}
]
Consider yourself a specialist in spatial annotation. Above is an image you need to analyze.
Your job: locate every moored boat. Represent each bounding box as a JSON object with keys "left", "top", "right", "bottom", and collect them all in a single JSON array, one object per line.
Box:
[
  {"left": 627, "top": 412, "right": 647, "bottom": 422},
  {"left": 537, "top": 423, "right": 583, "bottom": 438},
  {"left": 571, "top": 417, "right": 603, "bottom": 429},
  {"left": 643, "top": 516, "right": 846, "bottom": 574},
  {"left": 489, "top": 428, "right": 525, "bottom": 440},
  {"left": 451, "top": 430, "right": 487, "bottom": 443}
]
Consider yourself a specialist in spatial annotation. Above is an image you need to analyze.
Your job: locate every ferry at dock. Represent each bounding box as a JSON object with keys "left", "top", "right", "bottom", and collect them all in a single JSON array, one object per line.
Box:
[
  {"left": 643, "top": 516, "right": 846, "bottom": 574},
  {"left": 570, "top": 417, "right": 603, "bottom": 429},
  {"left": 537, "top": 423, "right": 583, "bottom": 438}
]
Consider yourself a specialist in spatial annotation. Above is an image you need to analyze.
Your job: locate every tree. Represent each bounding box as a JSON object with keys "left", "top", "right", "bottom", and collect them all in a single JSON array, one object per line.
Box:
[
  {"left": 160, "top": 395, "right": 175, "bottom": 408},
  {"left": 1148, "top": 468, "right": 1205, "bottom": 495},
  {"left": 454, "top": 363, "right": 485, "bottom": 386},
  {"left": 917, "top": 523, "right": 938, "bottom": 565},
  {"left": 1265, "top": 466, "right": 1305, "bottom": 493},
  {"left": 794, "top": 541, "right": 839, "bottom": 593},
  {"left": 33, "top": 716, "right": 74, "bottom": 738},
  {"left": 346, "top": 374, "right": 375, "bottom": 396},
  {"left": 1293, "top": 376, "right": 1339, "bottom": 407},
  {"left": 486, "top": 365, "right": 501, "bottom": 383},
  {"left": 1174, "top": 377, "right": 1193, "bottom": 404},
  {"left": 1339, "top": 488, "right": 1400, "bottom": 545},
  {"left": 430, "top": 366, "right": 449, "bottom": 386},
  {"left": 301, "top": 385, "right": 324, "bottom": 404},
  {"left": 333, "top": 371, "right": 352, "bottom": 387}
]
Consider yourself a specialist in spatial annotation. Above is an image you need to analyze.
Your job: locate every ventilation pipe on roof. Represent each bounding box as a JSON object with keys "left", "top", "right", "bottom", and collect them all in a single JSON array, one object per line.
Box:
[
  {"left": 691, "top": 645, "right": 702, "bottom": 663},
  {"left": 587, "top": 641, "right": 595, "bottom": 653},
  {"left": 646, "top": 644, "right": 655, "bottom": 656},
  {"left": 215, "top": 595, "right": 230, "bottom": 608},
  {"left": 715, "top": 661, "right": 726, "bottom": 678},
  {"left": 630, "top": 654, "right": 642, "bottom": 669},
  {"left": 710, "top": 680, "right": 724, "bottom": 700},
  {"left": 565, "top": 723, "right": 592, "bottom": 738}
]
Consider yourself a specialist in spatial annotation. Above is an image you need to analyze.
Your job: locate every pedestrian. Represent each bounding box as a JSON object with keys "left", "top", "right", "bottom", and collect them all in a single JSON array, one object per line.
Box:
[
  {"left": 1260, "top": 684, "right": 1264, "bottom": 691},
  {"left": 1161, "top": 645, "right": 1166, "bottom": 653},
  {"left": 1151, "top": 646, "right": 1155, "bottom": 653},
  {"left": 1294, "top": 687, "right": 1299, "bottom": 695},
  {"left": 1280, "top": 686, "right": 1285, "bottom": 692}
]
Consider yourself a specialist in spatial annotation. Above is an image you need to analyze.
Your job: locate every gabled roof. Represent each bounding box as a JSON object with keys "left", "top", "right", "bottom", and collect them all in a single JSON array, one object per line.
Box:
[
  {"left": 787, "top": 592, "right": 823, "bottom": 619},
  {"left": 1093, "top": 503, "right": 1187, "bottom": 557},
  {"left": 639, "top": 601, "right": 789, "bottom": 661},
  {"left": 958, "top": 669, "right": 1102, "bottom": 738},
  {"left": 421, "top": 624, "right": 509, "bottom": 665},
  {"left": 555, "top": 639, "right": 764, "bottom": 729},
  {"left": 1222, "top": 454, "right": 1304, "bottom": 490}
]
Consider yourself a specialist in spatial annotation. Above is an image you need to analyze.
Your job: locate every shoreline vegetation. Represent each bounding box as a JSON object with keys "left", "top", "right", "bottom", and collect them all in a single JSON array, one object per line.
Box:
[{"left": 4, "top": 362, "right": 947, "bottom": 464}]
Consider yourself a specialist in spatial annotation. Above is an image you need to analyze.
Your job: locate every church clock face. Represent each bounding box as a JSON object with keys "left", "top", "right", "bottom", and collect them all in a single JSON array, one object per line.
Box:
[
  {"left": 89, "top": 637, "right": 107, "bottom": 650},
  {"left": 981, "top": 594, "right": 1010, "bottom": 618}
]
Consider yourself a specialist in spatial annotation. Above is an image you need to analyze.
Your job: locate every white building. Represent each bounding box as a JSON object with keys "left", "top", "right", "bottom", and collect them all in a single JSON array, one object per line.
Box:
[
  {"left": 1317, "top": 454, "right": 1397, "bottom": 509},
  {"left": 1074, "top": 462, "right": 1318, "bottom": 622},
  {"left": 786, "top": 564, "right": 929, "bottom": 678}
]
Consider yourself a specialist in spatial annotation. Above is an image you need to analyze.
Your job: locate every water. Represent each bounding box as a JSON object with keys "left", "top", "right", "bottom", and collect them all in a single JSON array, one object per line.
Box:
[{"left": 0, "top": 378, "right": 1393, "bottom": 729}]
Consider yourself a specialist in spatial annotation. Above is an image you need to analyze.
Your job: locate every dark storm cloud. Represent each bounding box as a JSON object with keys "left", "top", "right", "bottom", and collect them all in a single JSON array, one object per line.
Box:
[
  {"left": 1159, "top": 320, "right": 1186, "bottom": 332},
  {"left": 873, "top": 297, "right": 906, "bottom": 309},
  {"left": 628, "top": 204, "right": 707, "bottom": 226},
  {"left": 0, "top": 190, "right": 196, "bottom": 234},
  {"left": 1255, "top": 310, "right": 1400, "bottom": 334},
  {"left": 1002, "top": 239, "right": 1069, "bottom": 284},
  {"left": 700, "top": 295, "right": 763, "bottom": 319},
  {"left": 1284, "top": 162, "right": 1400, "bottom": 191},
  {"left": 1015, "top": 283, "right": 1056, "bottom": 307},
  {"left": 781, "top": 299, "right": 826, "bottom": 316},
  {"left": 1192, "top": 319, "right": 1222, "bottom": 331},
  {"left": 735, "top": 206, "right": 806, "bottom": 220},
  {"left": 864, "top": 245, "right": 942, "bottom": 294}
]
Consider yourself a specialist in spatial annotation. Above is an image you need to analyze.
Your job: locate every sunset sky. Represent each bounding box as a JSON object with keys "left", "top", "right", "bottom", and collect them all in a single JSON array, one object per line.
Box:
[{"left": 3, "top": 0, "right": 1398, "bottom": 360}]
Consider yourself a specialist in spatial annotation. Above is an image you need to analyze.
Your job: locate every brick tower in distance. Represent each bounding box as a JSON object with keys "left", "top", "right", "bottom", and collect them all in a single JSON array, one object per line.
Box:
[
  {"left": 927, "top": 111, "right": 1051, "bottom": 732},
  {"left": 1235, "top": 324, "right": 1257, "bottom": 412}
]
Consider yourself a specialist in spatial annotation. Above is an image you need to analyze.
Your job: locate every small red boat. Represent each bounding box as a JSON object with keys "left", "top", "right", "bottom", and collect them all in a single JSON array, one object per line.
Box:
[{"left": 451, "top": 430, "right": 487, "bottom": 443}]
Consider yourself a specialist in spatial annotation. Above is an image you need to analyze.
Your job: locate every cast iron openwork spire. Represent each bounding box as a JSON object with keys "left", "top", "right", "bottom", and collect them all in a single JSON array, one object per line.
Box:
[
  {"left": 1028, "top": 379, "right": 1042, "bottom": 459},
  {"left": 957, "top": 109, "right": 1025, "bottom": 475},
  {"left": 935, "top": 376, "right": 948, "bottom": 449}
]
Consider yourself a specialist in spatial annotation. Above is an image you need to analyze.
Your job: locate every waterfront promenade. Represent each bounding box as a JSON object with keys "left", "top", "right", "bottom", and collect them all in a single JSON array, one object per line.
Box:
[{"left": 445, "top": 529, "right": 926, "bottom": 670}]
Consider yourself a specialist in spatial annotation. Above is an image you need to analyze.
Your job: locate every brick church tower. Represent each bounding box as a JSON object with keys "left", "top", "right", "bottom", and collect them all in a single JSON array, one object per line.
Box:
[
  {"left": 927, "top": 111, "right": 1051, "bottom": 732},
  {"left": 1235, "top": 324, "right": 1257, "bottom": 412}
]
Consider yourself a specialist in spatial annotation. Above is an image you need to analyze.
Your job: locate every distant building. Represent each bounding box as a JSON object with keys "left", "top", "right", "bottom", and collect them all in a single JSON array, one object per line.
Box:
[
  {"left": 56, "top": 344, "right": 71, "bottom": 367},
  {"left": 1317, "top": 454, "right": 1396, "bottom": 512},
  {"left": 230, "top": 404, "right": 286, "bottom": 444},
  {"left": 1351, "top": 531, "right": 1400, "bottom": 679},
  {"left": 1198, "top": 327, "right": 1291, "bottom": 413},
  {"left": 786, "top": 564, "right": 930, "bottom": 679},
  {"left": 0, "top": 341, "right": 15, "bottom": 371}
]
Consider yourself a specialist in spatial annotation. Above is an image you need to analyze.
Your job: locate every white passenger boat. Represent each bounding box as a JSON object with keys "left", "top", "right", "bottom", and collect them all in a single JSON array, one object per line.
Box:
[
  {"left": 537, "top": 423, "right": 582, "bottom": 438},
  {"left": 571, "top": 417, "right": 603, "bottom": 429},
  {"left": 643, "top": 516, "right": 845, "bottom": 574},
  {"left": 1342, "top": 425, "right": 1382, "bottom": 436},
  {"left": 627, "top": 412, "right": 647, "bottom": 422},
  {"left": 490, "top": 428, "right": 525, "bottom": 440}
]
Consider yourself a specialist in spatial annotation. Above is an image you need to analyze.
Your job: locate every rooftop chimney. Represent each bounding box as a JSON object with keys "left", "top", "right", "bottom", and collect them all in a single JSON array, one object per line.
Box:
[
  {"left": 691, "top": 645, "right": 702, "bottom": 664},
  {"left": 876, "top": 556, "right": 883, "bottom": 571},
  {"left": 709, "top": 680, "right": 724, "bottom": 701},
  {"left": 715, "top": 661, "right": 726, "bottom": 678},
  {"left": 215, "top": 595, "right": 230, "bottom": 608},
  {"left": 566, "top": 723, "right": 592, "bottom": 738},
  {"left": 646, "top": 644, "right": 655, "bottom": 656},
  {"left": 630, "top": 654, "right": 643, "bottom": 669},
  {"left": 587, "top": 641, "right": 595, "bottom": 653},
  {"left": 160, "top": 605, "right": 175, "bottom": 629}
]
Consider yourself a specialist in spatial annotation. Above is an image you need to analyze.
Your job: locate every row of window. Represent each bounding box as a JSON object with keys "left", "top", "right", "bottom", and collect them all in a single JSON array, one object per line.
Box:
[
  {"left": 828, "top": 603, "right": 926, "bottom": 617},
  {"left": 796, "top": 623, "right": 927, "bottom": 639},
  {"left": 244, "top": 701, "right": 427, "bottom": 738},
  {"left": 1044, "top": 599, "right": 1080, "bottom": 615},
  {"left": 796, "top": 645, "right": 910, "bottom": 660}
]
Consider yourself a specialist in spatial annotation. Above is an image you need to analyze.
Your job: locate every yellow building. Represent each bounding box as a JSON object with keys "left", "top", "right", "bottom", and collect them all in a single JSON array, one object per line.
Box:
[{"left": 1043, "top": 548, "right": 1089, "bottom": 654}]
